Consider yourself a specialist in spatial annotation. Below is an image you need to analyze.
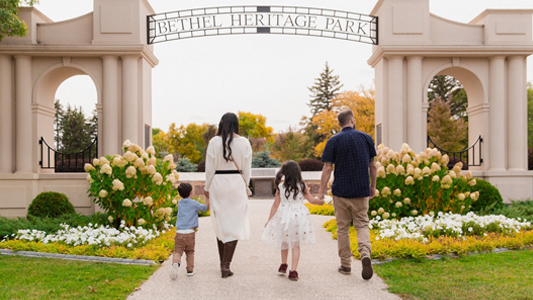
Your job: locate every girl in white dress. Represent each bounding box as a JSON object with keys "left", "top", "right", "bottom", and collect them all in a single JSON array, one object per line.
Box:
[{"left": 262, "top": 160, "right": 324, "bottom": 281}]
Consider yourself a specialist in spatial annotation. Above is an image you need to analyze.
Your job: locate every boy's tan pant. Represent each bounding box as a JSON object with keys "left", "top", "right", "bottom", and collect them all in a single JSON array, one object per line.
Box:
[
  {"left": 172, "top": 232, "right": 196, "bottom": 272},
  {"left": 332, "top": 196, "right": 371, "bottom": 268}
]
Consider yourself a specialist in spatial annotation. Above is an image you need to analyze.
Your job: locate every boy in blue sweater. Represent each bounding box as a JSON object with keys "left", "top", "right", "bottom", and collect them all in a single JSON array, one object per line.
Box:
[{"left": 170, "top": 183, "right": 209, "bottom": 279}]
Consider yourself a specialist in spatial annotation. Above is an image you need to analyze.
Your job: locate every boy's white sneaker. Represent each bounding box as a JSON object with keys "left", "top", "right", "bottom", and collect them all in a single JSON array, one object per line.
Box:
[
  {"left": 170, "top": 263, "right": 180, "bottom": 280},
  {"left": 187, "top": 270, "right": 194, "bottom": 276}
]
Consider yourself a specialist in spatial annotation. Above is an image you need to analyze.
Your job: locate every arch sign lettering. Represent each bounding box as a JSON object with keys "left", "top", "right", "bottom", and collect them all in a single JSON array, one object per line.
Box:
[{"left": 147, "top": 5, "right": 378, "bottom": 45}]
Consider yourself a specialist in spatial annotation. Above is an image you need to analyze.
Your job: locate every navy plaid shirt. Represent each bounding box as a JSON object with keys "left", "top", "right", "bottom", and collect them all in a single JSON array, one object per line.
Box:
[{"left": 321, "top": 127, "right": 377, "bottom": 198}]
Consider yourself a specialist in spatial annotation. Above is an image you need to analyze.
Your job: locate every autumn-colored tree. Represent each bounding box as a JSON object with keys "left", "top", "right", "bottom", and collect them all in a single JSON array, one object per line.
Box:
[
  {"left": 270, "top": 127, "right": 309, "bottom": 162},
  {"left": 238, "top": 111, "right": 274, "bottom": 142},
  {"left": 311, "top": 110, "right": 340, "bottom": 157},
  {"left": 333, "top": 89, "right": 375, "bottom": 138},
  {"left": 310, "top": 88, "right": 376, "bottom": 157},
  {"left": 427, "top": 97, "right": 468, "bottom": 152},
  {"left": 152, "top": 128, "right": 170, "bottom": 157},
  {"left": 167, "top": 123, "right": 211, "bottom": 164}
]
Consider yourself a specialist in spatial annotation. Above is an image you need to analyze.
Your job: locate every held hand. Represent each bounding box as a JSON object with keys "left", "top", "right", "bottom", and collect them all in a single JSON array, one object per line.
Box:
[
  {"left": 204, "top": 191, "right": 210, "bottom": 199},
  {"left": 318, "top": 192, "right": 325, "bottom": 201},
  {"left": 369, "top": 187, "right": 376, "bottom": 200}
]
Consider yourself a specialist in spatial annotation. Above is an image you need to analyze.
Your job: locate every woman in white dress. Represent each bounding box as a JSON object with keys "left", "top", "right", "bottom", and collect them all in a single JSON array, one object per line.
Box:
[{"left": 205, "top": 112, "right": 252, "bottom": 278}]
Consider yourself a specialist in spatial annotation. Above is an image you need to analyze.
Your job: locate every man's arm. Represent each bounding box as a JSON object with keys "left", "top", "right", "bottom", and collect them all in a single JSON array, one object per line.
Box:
[
  {"left": 318, "top": 162, "right": 333, "bottom": 201},
  {"left": 369, "top": 159, "right": 377, "bottom": 199}
]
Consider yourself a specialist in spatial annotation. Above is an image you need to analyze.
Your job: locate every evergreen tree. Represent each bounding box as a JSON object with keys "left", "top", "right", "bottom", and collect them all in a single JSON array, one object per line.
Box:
[
  {"left": 308, "top": 62, "right": 343, "bottom": 116},
  {"left": 428, "top": 75, "right": 468, "bottom": 120},
  {"left": 59, "top": 104, "right": 95, "bottom": 153},
  {"left": 54, "top": 99, "right": 64, "bottom": 149}
]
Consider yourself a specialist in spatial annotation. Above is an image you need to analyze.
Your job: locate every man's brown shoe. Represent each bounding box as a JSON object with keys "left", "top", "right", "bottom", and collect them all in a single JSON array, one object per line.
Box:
[
  {"left": 361, "top": 255, "right": 373, "bottom": 280},
  {"left": 338, "top": 265, "right": 351, "bottom": 275}
]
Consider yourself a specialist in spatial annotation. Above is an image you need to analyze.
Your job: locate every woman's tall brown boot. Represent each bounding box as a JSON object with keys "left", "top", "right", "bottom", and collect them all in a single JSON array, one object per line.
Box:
[
  {"left": 217, "top": 239, "right": 224, "bottom": 271},
  {"left": 221, "top": 240, "right": 238, "bottom": 278}
]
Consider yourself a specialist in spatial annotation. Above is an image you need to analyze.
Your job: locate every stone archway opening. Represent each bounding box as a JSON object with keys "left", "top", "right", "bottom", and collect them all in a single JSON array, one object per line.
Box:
[
  {"left": 54, "top": 75, "right": 98, "bottom": 153},
  {"left": 426, "top": 74, "right": 471, "bottom": 169},
  {"left": 34, "top": 66, "right": 101, "bottom": 174}
]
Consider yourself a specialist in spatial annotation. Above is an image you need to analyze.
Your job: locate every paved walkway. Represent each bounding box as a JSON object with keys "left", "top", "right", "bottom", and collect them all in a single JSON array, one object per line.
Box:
[{"left": 128, "top": 200, "right": 400, "bottom": 300}]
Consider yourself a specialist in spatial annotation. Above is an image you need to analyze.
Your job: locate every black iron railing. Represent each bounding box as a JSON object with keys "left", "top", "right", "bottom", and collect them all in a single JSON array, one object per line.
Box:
[
  {"left": 427, "top": 135, "right": 483, "bottom": 169},
  {"left": 39, "top": 137, "right": 98, "bottom": 173}
]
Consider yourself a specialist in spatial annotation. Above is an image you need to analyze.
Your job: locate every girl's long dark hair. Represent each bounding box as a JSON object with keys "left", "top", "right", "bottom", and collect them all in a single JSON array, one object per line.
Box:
[
  {"left": 275, "top": 160, "right": 307, "bottom": 200},
  {"left": 217, "top": 112, "right": 239, "bottom": 162}
]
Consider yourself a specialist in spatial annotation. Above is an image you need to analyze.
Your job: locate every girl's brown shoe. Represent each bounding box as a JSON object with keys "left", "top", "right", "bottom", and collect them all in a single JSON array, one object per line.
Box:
[
  {"left": 288, "top": 270, "right": 298, "bottom": 281},
  {"left": 278, "top": 263, "right": 288, "bottom": 275}
]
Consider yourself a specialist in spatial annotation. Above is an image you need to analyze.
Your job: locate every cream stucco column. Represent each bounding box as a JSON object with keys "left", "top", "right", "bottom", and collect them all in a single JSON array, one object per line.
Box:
[
  {"left": 102, "top": 56, "right": 120, "bottom": 156},
  {"left": 406, "top": 56, "right": 423, "bottom": 152},
  {"left": 507, "top": 56, "right": 526, "bottom": 170},
  {"left": 121, "top": 56, "right": 139, "bottom": 144},
  {"left": 14, "top": 56, "right": 33, "bottom": 173},
  {"left": 488, "top": 56, "right": 506, "bottom": 171},
  {"left": 0, "top": 55, "right": 13, "bottom": 173},
  {"left": 387, "top": 56, "right": 405, "bottom": 150}
]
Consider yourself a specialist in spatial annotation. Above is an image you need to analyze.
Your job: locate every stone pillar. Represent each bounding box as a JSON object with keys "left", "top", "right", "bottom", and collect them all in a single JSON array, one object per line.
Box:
[
  {"left": 0, "top": 55, "right": 13, "bottom": 173},
  {"left": 387, "top": 56, "right": 405, "bottom": 150},
  {"left": 488, "top": 56, "right": 506, "bottom": 171},
  {"left": 507, "top": 56, "right": 526, "bottom": 170},
  {"left": 14, "top": 56, "right": 33, "bottom": 173},
  {"left": 406, "top": 56, "right": 423, "bottom": 152},
  {"left": 102, "top": 56, "right": 120, "bottom": 156},
  {"left": 121, "top": 56, "right": 139, "bottom": 144}
]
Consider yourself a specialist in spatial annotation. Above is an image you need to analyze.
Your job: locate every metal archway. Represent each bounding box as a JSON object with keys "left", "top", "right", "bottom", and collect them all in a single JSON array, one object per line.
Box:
[{"left": 148, "top": 5, "right": 378, "bottom": 45}]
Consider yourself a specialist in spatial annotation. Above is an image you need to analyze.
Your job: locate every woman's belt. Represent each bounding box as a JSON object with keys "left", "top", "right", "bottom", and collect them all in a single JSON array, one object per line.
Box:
[{"left": 215, "top": 170, "right": 241, "bottom": 174}]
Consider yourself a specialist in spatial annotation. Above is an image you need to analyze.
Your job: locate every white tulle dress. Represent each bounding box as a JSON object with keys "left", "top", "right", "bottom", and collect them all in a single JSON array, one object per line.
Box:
[{"left": 261, "top": 184, "right": 316, "bottom": 250}]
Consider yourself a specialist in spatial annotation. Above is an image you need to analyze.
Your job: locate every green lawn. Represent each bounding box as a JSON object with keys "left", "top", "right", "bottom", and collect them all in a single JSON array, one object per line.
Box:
[
  {"left": 374, "top": 249, "right": 533, "bottom": 300},
  {"left": 0, "top": 255, "right": 157, "bottom": 300}
]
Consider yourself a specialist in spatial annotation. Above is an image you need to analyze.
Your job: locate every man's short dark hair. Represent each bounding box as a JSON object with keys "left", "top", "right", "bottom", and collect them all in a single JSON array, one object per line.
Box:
[
  {"left": 177, "top": 183, "right": 193, "bottom": 198},
  {"left": 338, "top": 109, "right": 354, "bottom": 127}
]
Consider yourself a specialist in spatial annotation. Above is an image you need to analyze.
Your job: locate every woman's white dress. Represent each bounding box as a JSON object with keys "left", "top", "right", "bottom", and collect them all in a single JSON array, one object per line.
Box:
[
  {"left": 205, "top": 136, "right": 252, "bottom": 243},
  {"left": 261, "top": 184, "right": 316, "bottom": 250}
]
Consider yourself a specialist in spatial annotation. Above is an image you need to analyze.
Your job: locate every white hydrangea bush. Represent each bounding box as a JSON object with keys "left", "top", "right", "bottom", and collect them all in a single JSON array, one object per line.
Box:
[
  {"left": 370, "top": 143, "right": 478, "bottom": 220},
  {"left": 86, "top": 140, "right": 179, "bottom": 229}
]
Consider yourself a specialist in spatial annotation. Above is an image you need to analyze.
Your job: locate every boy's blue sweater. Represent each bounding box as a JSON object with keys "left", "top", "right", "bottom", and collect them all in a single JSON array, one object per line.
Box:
[{"left": 175, "top": 198, "right": 208, "bottom": 230}]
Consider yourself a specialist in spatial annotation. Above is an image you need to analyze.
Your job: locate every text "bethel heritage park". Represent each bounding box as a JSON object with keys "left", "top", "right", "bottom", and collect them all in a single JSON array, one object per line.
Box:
[{"left": 156, "top": 13, "right": 370, "bottom": 36}]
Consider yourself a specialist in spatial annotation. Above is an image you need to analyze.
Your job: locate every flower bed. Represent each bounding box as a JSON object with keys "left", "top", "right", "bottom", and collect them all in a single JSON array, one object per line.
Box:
[
  {"left": 322, "top": 213, "right": 533, "bottom": 260},
  {"left": 0, "top": 223, "right": 177, "bottom": 262}
]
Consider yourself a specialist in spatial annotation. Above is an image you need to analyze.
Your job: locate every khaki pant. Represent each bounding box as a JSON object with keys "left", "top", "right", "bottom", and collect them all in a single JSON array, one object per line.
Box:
[
  {"left": 332, "top": 195, "right": 371, "bottom": 267},
  {"left": 172, "top": 232, "right": 196, "bottom": 272}
]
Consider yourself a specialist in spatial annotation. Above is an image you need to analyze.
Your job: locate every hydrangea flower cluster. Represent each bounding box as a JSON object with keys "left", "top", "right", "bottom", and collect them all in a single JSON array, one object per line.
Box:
[
  {"left": 86, "top": 140, "right": 179, "bottom": 229},
  {"left": 370, "top": 143, "right": 478, "bottom": 220},
  {"left": 4, "top": 220, "right": 171, "bottom": 247},
  {"left": 370, "top": 211, "right": 531, "bottom": 242}
]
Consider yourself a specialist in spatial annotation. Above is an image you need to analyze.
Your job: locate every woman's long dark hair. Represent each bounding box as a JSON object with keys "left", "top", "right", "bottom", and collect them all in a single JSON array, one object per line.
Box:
[
  {"left": 217, "top": 112, "right": 240, "bottom": 162},
  {"left": 275, "top": 160, "right": 307, "bottom": 200}
]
